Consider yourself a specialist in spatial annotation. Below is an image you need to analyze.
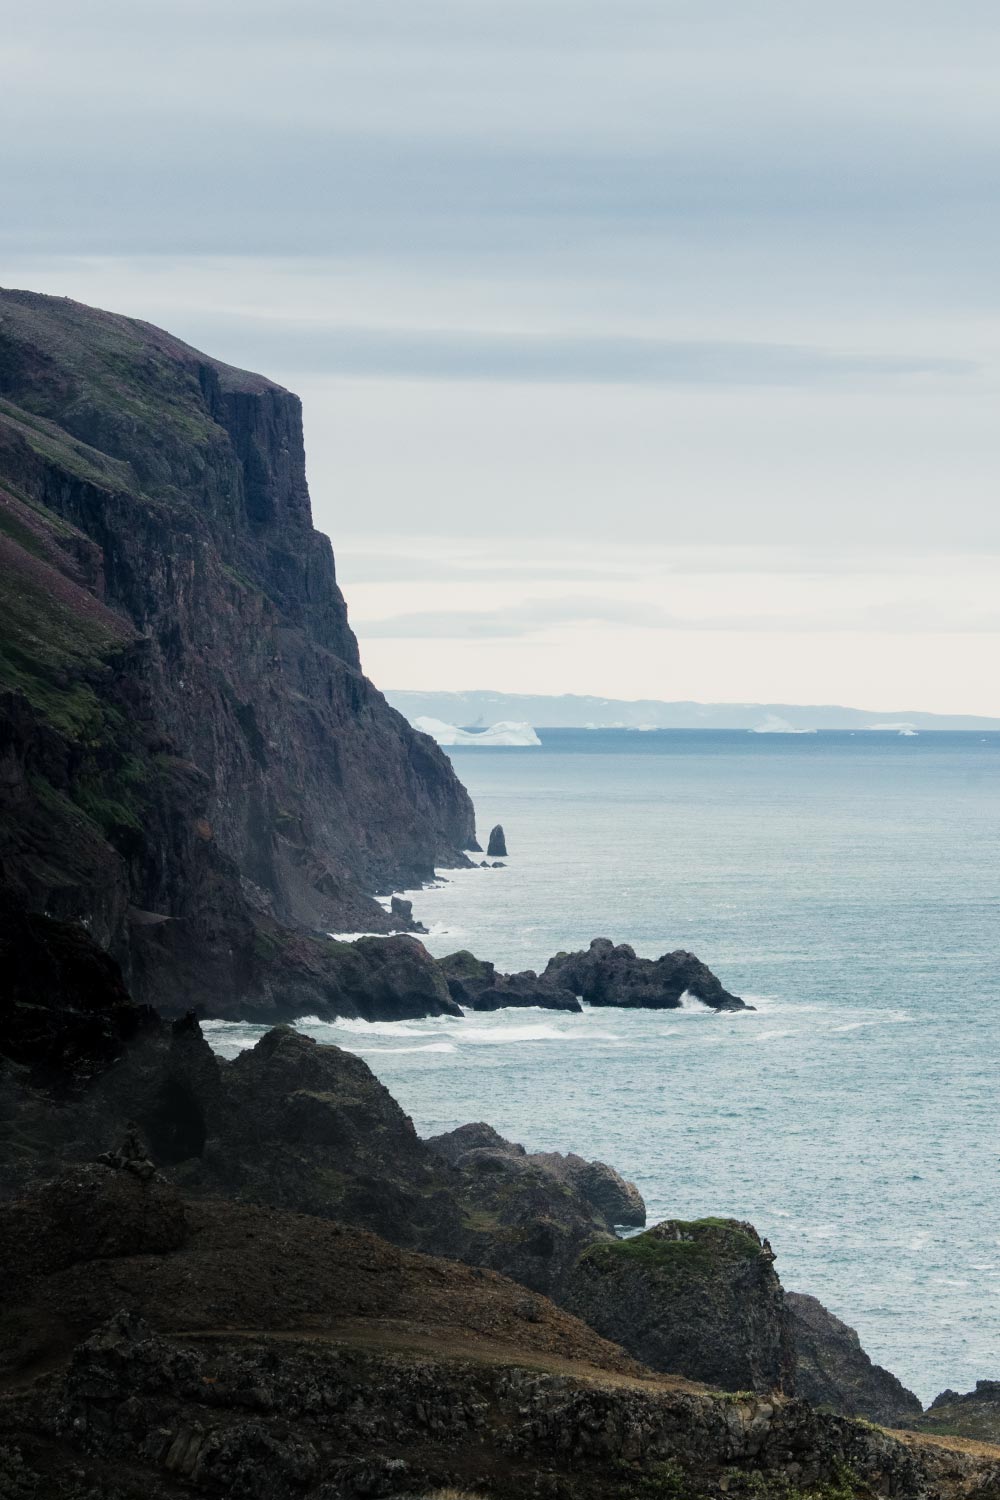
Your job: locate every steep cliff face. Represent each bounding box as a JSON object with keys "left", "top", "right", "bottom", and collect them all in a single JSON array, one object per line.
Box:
[{"left": 0, "top": 288, "right": 475, "bottom": 1006}]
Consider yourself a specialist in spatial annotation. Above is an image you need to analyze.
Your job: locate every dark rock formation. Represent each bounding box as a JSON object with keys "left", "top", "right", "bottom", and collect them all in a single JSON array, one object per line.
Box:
[
  {"left": 437, "top": 949, "right": 582, "bottom": 1012},
  {"left": 564, "top": 1218, "right": 796, "bottom": 1394},
  {"left": 530, "top": 1150, "right": 646, "bottom": 1229},
  {"left": 389, "top": 894, "right": 427, "bottom": 932},
  {"left": 1, "top": 1004, "right": 610, "bottom": 1298},
  {"left": 1, "top": 1308, "right": 988, "bottom": 1500},
  {"left": 0, "top": 287, "right": 476, "bottom": 1018},
  {"left": 544, "top": 937, "right": 749, "bottom": 1011},
  {"left": 487, "top": 823, "right": 508, "bottom": 856},
  {"left": 0, "top": 900, "right": 157, "bottom": 1086},
  {"left": 427, "top": 1122, "right": 645, "bottom": 1231},
  {"left": 786, "top": 1290, "right": 922, "bottom": 1428},
  {"left": 919, "top": 1381, "right": 1000, "bottom": 1443}
]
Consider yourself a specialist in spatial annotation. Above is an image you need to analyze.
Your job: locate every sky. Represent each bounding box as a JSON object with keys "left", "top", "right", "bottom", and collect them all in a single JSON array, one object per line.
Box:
[{"left": 3, "top": 1, "right": 1000, "bottom": 712}]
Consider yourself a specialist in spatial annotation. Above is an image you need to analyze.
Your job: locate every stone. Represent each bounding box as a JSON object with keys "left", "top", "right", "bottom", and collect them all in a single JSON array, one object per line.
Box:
[{"left": 486, "top": 824, "right": 508, "bottom": 857}]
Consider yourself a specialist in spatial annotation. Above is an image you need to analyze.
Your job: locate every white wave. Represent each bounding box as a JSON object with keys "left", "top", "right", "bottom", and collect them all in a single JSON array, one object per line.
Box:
[
  {"left": 343, "top": 1041, "right": 457, "bottom": 1055},
  {"left": 828, "top": 1021, "right": 875, "bottom": 1033},
  {"left": 321, "top": 1018, "right": 444, "bottom": 1037},
  {"left": 326, "top": 928, "right": 412, "bottom": 941},
  {"left": 459, "top": 1023, "right": 570, "bottom": 1044}
]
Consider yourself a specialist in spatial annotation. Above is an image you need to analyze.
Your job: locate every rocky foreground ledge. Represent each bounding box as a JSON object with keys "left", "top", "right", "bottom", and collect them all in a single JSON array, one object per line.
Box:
[{"left": 2, "top": 914, "right": 999, "bottom": 1498}]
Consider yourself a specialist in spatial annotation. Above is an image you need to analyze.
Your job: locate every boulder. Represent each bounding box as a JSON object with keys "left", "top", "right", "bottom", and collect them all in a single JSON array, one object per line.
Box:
[
  {"left": 486, "top": 824, "right": 508, "bottom": 857},
  {"left": 543, "top": 937, "right": 748, "bottom": 1012},
  {"left": 529, "top": 1150, "right": 645, "bottom": 1229},
  {"left": 786, "top": 1290, "right": 922, "bottom": 1427},
  {"left": 564, "top": 1217, "right": 795, "bottom": 1393},
  {"left": 424, "top": 1121, "right": 523, "bottom": 1166}
]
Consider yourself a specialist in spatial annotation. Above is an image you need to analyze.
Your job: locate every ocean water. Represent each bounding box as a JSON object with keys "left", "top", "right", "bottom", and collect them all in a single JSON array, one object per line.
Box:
[{"left": 208, "top": 729, "right": 1000, "bottom": 1403}]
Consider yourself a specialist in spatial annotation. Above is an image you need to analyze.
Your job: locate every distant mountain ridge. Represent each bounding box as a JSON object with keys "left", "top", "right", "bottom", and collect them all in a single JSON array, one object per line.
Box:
[{"left": 389, "top": 689, "right": 1000, "bottom": 732}]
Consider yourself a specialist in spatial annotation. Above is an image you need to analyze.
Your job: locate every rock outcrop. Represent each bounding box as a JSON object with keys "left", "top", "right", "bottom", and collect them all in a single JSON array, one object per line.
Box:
[
  {"left": 487, "top": 822, "right": 508, "bottom": 856},
  {"left": 919, "top": 1381, "right": 1000, "bottom": 1444},
  {"left": 544, "top": 937, "right": 749, "bottom": 1011},
  {"left": 0, "top": 288, "right": 476, "bottom": 1019},
  {"left": 437, "top": 950, "right": 582, "bottom": 1012},
  {"left": 786, "top": 1290, "right": 923, "bottom": 1428},
  {"left": 427, "top": 1122, "right": 646, "bottom": 1230},
  {"left": 564, "top": 1218, "right": 796, "bottom": 1394}
]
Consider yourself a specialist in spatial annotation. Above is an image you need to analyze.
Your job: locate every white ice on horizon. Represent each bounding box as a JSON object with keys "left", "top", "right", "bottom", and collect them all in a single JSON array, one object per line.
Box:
[
  {"left": 749, "top": 714, "right": 817, "bottom": 734},
  {"left": 414, "top": 716, "right": 541, "bottom": 747}
]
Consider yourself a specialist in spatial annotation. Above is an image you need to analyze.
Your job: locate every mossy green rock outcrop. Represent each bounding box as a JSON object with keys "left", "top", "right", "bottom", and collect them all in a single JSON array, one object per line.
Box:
[
  {"left": 565, "top": 1218, "right": 796, "bottom": 1395},
  {"left": 0, "top": 288, "right": 475, "bottom": 1015}
]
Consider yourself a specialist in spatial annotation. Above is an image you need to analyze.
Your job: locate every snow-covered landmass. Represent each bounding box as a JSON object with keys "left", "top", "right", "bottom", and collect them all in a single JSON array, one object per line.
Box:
[
  {"left": 867, "top": 722, "right": 918, "bottom": 731},
  {"left": 749, "top": 714, "right": 817, "bottom": 735},
  {"left": 414, "top": 717, "right": 541, "bottom": 747}
]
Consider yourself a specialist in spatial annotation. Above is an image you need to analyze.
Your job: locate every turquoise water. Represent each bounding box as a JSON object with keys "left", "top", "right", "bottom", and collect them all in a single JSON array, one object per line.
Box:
[{"left": 209, "top": 730, "right": 1000, "bottom": 1402}]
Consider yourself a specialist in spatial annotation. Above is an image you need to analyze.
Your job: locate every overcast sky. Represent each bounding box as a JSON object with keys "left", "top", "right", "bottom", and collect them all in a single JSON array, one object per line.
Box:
[{"left": 3, "top": 1, "right": 1000, "bottom": 711}]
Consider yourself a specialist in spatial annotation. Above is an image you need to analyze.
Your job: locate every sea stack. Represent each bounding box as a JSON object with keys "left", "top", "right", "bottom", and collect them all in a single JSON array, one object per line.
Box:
[{"left": 487, "top": 824, "right": 508, "bottom": 857}]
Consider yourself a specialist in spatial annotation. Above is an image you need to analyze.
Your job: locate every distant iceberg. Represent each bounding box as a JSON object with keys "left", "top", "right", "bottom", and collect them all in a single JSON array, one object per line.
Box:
[
  {"left": 867, "top": 722, "right": 918, "bottom": 732},
  {"left": 749, "top": 714, "right": 817, "bottom": 735},
  {"left": 414, "top": 716, "right": 541, "bottom": 747}
]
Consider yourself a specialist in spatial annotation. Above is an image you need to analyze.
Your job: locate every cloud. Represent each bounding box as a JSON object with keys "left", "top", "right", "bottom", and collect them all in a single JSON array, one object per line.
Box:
[
  {"left": 170, "top": 319, "right": 977, "bottom": 389},
  {"left": 355, "top": 595, "right": 1000, "bottom": 641}
]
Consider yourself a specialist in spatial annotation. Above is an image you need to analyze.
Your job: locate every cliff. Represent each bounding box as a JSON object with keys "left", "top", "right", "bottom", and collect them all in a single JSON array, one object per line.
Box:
[{"left": 0, "top": 288, "right": 475, "bottom": 1011}]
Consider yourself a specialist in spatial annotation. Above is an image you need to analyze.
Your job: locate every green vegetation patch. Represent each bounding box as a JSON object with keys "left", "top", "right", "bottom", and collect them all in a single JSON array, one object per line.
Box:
[{"left": 586, "top": 1219, "right": 761, "bottom": 1280}]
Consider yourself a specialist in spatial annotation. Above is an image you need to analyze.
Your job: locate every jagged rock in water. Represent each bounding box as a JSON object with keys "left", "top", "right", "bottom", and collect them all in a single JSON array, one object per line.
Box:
[
  {"left": 544, "top": 937, "right": 748, "bottom": 1011},
  {"left": 0, "top": 288, "right": 476, "bottom": 1018},
  {"left": 388, "top": 894, "right": 427, "bottom": 932},
  {"left": 486, "top": 823, "right": 508, "bottom": 857},
  {"left": 786, "top": 1290, "right": 922, "bottom": 1428},
  {"left": 426, "top": 1123, "right": 645, "bottom": 1232},
  {"left": 564, "top": 1217, "right": 796, "bottom": 1393},
  {"left": 437, "top": 949, "right": 581, "bottom": 1012}
]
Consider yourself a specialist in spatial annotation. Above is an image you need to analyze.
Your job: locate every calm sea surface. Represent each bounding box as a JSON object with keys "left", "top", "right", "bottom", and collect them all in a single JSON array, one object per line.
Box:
[{"left": 207, "top": 729, "right": 1000, "bottom": 1402}]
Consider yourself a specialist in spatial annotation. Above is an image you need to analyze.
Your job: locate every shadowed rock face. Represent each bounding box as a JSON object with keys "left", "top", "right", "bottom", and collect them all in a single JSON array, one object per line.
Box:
[
  {"left": 786, "top": 1290, "right": 923, "bottom": 1428},
  {"left": 0, "top": 287, "right": 476, "bottom": 1016},
  {"left": 543, "top": 938, "right": 749, "bottom": 1011},
  {"left": 564, "top": 1218, "right": 796, "bottom": 1394}
]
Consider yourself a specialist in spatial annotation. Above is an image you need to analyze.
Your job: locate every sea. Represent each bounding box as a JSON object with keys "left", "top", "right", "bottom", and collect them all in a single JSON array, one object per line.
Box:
[{"left": 205, "top": 728, "right": 1000, "bottom": 1404}]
